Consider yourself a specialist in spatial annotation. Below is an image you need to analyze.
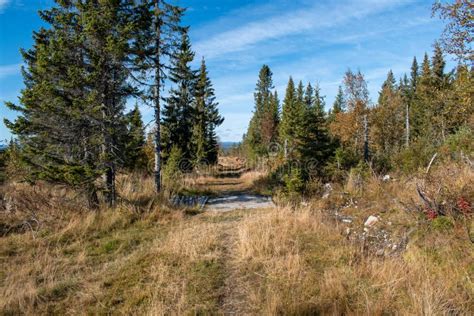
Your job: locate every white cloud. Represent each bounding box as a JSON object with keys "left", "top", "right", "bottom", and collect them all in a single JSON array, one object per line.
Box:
[
  {"left": 194, "top": 0, "right": 413, "bottom": 60},
  {"left": 0, "top": 0, "right": 10, "bottom": 12},
  {"left": 0, "top": 63, "right": 22, "bottom": 79}
]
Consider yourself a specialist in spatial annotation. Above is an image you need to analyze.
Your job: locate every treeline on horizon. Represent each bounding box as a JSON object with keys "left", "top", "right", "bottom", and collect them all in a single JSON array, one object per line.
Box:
[
  {"left": 3, "top": 1, "right": 223, "bottom": 207},
  {"left": 242, "top": 43, "right": 472, "bottom": 194}
]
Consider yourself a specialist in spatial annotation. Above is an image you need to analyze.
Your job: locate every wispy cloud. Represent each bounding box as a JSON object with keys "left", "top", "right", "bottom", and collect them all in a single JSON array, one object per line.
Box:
[
  {"left": 0, "top": 0, "right": 10, "bottom": 12},
  {"left": 194, "top": 0, "right": 413, "bottom": 60},
  {"left": 0, "top": 63, "right": 22, "bottom": 79}
]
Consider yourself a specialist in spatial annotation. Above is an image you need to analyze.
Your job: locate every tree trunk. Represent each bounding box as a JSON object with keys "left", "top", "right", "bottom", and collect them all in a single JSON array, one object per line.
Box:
[
  {"left": 363, "top": 114, "right": 369, "bottom": 162},
  {"left": 405, "top": 102, "right": 410, "bottom": 147},
  {"left": 154, "top": 0, "right": 162, "bottom": 193},
  {"left": 87, "top": 186, "right": 100, "bottom": 210},
  {"left": 103, "top": 164, "right": 116, "bottom": 207}
]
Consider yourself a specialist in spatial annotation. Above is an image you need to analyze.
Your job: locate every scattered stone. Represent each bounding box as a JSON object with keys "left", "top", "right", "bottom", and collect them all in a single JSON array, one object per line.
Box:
[
  {"left": 383, "top": 175, "right": 391, "bottom": 182},
  {"left": 364, "top": 215, "right": 379, "bottom": 227},
  {"left": 322, "top": 183, "right": 333, "bottom": 199}
]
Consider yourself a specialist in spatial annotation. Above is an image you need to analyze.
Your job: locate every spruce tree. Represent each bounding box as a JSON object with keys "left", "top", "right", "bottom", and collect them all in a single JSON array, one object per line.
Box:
[
  {"left": 162, "top": 30, "right": 197, "bottom": 165},
  {"left": 131, "top": 0, "right": 184, "bottom": 192},
  {"left": 192, "top": 58, "right": 223, "bottom": 165},
  {"left": 81, "top": 1, "right": 137, "bottom": 206},
  {"left": 430, "top": 42, "right": 450, "bottom": 140},
  {"left": 245, "top": 65, "right": 277, "bottom": 157},
  {"left": 313, "top": 83, "right": 326, "bottom": 116},
  {"left": 280, "top": 77, "right": 302, "bottom": 159},
  {"left": 410, "top": 56, "right": 419, "bottom": 93},
  {"left": 431, "top": 42, "right": 446, "bottom": 88},
  {"left": 296, "top": 80, "right": 305, "bottom": 105},
  {"left": 297, "top": 83, "right": 332, "bottom": 176},
  {"left": 328, "top": 85, "right": 345, "bottom": 123},
  {"left": 6, "top": 3, "right": 97, "bottom": 205},
  {"left": 124, "top": 104, "right": 147, "bottom": 171},
  {"left": 412, "top": 53, "right": 432, "bottom": 139},
  {"left": 5, "top": 1, "right": 136, "bottom": 207},
  {"left": 304, "top": 83, "right": 314, "bottom": 108}
]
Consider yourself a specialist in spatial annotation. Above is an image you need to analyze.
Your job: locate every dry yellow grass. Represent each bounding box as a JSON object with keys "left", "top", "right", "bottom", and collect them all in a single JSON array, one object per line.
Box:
[
  {"left": 231, "top": 206, "right": 473, "bottom": 314},
  {"left": 0, "top": 161, "right": 473, "bottom": 314}
]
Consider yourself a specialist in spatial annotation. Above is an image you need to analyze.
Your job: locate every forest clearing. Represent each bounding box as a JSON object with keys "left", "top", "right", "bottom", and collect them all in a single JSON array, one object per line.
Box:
[
  {"left": 1, "top": 157, "right": 473, "bottom": 314},
  {"left": 0, "top": 0, "right": 473, "bottom": 314}
]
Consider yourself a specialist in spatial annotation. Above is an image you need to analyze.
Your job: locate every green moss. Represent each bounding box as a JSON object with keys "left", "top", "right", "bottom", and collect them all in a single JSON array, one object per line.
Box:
[
  {"left": 102, "top": 239, "right": 120, "bottom": 253},
  {"left": 431, "top": 216, "right": 454, "bottom": 231}
]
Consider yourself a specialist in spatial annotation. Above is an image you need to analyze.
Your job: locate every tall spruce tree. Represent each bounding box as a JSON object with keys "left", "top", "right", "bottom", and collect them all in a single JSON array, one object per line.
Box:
[
  {"left": 280, "top": 77, "right": 303, "bottom": 159},
  {"left": 245, "top": 65, "right": 277, "bottom": 157},
  {"left": 192, "top": 58, "right": 223, "bottom": 165},
  {"left": 162, "top": 30, "right": 197, "bottom": 165},
  {"left": 431, "top": 42, "right": 451, "bottom": 140},
  {"left": 328, "top": 85, "right": 345, "bottom": 123},
  {"left": 124, "top": 104, "right": 147, "bottom": 171},
  {"left": 5, "top": 1, "right": 137, "bottom": 207},
  {"left": 81, "top": 1, "right": 137, "bottom": 206},
  {"left": 297, "top": 83, "right": 332, "bottom": 176},
  {"left": 5, "top": 4, "right": 100, "bottom": 206},
  {"left": 131, "top": 0, "right": 184, "bottom": 192},
  {"left": 412, "top": 53, "right": 432, "bottom": 139},
  {"left": 410, "top": 56, "right": 419, "bottom": 93}
]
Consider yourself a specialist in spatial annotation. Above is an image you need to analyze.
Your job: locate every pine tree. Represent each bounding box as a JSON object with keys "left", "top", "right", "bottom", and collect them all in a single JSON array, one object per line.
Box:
[{"left": 162, "top": 30, "right": 197, "bottom": 165}]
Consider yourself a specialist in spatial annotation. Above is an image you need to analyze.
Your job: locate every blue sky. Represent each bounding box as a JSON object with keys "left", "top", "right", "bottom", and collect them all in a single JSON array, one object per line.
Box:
[{"left": 0, "top": 0, "right": 452, "bottom": 142}]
